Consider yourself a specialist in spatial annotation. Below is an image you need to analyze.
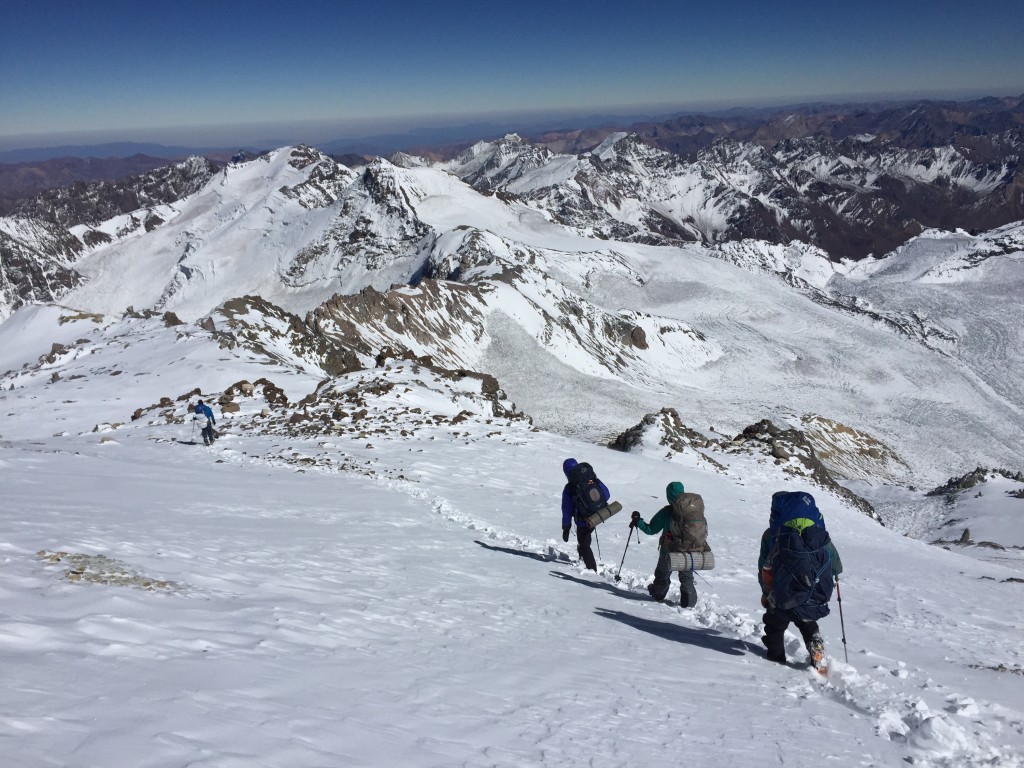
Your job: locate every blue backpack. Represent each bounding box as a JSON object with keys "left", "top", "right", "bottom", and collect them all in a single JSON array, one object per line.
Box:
[{"left": 769, "top": 492, "right": 834, "bottom": 620}]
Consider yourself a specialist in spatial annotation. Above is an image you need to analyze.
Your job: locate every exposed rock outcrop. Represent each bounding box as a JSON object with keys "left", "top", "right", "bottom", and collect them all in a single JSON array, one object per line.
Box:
[
  {"left": 610, "top": 408, "right": 880, "bottom": 521},
  {"left": 926, "top": 467, "right": 1024, "bottom": 497}
]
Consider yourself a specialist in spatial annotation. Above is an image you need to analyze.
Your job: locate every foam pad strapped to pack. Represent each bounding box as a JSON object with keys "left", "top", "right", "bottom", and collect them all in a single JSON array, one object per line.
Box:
[
  {"left": 586, "top": 501, "right": 623, "bottom": 527},
  {"left": 667, "top": 550, "right": 716, "bottom": 571}
]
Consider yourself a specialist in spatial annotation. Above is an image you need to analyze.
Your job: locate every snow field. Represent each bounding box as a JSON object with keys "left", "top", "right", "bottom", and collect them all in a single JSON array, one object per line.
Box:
[{"left": 5, "top": 384, "right": 1021, "bottom": 767}]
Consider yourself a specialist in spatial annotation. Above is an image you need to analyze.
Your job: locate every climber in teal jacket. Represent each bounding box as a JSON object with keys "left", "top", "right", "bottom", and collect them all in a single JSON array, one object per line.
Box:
[{"left": 630, "top": 481, "right": 699, "bottom": 607}]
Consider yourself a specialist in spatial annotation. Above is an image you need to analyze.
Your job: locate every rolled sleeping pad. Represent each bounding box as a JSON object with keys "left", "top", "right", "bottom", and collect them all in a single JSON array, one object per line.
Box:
[
  {"left": 667, "top": 549, "right": 715, "bottom": 571},
  {"left": 585, "top": 501, "right": 623, "bottom": 527}
]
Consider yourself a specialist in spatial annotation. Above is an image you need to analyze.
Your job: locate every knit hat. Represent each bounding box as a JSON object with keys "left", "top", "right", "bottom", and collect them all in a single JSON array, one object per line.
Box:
[{"left": 562, "top": 458, "right": 578, "bottom": 476}]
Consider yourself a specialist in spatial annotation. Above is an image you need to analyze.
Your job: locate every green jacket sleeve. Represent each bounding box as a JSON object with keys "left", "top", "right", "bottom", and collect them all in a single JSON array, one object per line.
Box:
[
  {"left": 757, "top": 529, "right": 771, "bottom": 571},
  {"left": 828, "top": 542, "right": 843, "bottom": 576},
  {"left": 635, "top": 506, "right": 671, "bottom": 537},
  {"left": 757, "top": 529, "right": 772, "bottom": 593}
]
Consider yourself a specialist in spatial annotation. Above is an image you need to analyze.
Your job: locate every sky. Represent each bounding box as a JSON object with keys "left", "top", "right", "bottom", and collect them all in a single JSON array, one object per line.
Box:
[{"left": 2, "top": 0, "right": 1023, "bottom": 149}]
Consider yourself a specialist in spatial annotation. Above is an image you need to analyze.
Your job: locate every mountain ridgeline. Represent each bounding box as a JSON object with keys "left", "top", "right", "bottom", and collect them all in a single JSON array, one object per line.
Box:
[
  {"left": 1, "top": 98, "right": 1023, "bottom": 499},
  {"left": 2, "top": 95, "right": 1021, "bottom": 268}
]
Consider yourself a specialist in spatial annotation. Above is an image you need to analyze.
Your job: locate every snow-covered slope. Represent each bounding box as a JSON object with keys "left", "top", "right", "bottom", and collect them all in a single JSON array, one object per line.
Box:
[
  {"left": 834, "top": 223, "right": 1024, "bottom": 420},
  {"left": 1, "top": 311, "right": 1022, "bottom": 767}
]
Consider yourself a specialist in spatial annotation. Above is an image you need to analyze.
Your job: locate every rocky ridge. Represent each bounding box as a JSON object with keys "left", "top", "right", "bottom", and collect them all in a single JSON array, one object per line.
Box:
[
  {"left": 0, "top": 218, "right": 85, "bottom": 318},
  {"left": 443, "top": 131, "right": 1022, "bottom": 260},
  {"left": 13, "top": 155, "right": 216, "bottom": 229},
  {"left": 608, "top": 407, "right": 886, "bottom": 522}
]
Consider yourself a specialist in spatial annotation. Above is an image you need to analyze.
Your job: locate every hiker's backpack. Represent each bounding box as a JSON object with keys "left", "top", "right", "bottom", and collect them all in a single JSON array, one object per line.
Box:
[
  {"left": 566, "top": 462, "right": 608, "bottom": 518},
  {"left": 769, "top": 492, "right": 833, "bottom": 620},
  {"left": 665, "top": 493, "right": 709, "bottom": 553},
  {"left": 770, "top": 491, "right": 823, "bottom": 529}
]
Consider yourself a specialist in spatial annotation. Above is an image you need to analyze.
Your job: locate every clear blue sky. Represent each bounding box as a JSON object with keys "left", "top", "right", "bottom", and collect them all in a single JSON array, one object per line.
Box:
[{"left": 2, "top": 0, "right": 1022, "bottom": 148}]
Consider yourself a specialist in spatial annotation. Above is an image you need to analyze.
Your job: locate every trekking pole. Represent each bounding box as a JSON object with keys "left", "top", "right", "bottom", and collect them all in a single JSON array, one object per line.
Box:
[
  {"left": 594, "top": 527, "right": 601, "bottom": 559},
  {"left": 835, "top": 576, "right": 849, "bottom": 663},
  {"left": 614, "top": 529, "right": 633, "bottom": 582},
  {"left": 190, "top": 418, "right": 196, "bottom": 443}
]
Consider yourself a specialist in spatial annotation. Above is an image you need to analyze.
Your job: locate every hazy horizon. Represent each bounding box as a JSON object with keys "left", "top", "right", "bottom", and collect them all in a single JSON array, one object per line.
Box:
[
  {"left": 3, "top": 0, "right": 1023, "bottom": 154},
  {"left": 3, "top": 85, "right": 1022, "bottom": 157}
]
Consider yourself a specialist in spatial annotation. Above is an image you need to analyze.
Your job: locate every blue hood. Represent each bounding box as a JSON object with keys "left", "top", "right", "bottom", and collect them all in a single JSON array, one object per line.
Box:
[{"left": 770, "top": 491, "right": 823, "bottom": 529}]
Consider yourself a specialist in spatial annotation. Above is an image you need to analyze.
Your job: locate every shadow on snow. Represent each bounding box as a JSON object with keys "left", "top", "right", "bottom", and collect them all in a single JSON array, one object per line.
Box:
[
  {"left": 475, "top": 540, "right": 573, "bottom": 564},
  {"left": 549, "top": 570, "right": 653, "bottom": 603},
  {"left": 594, "top": 607, "right": 753, "bottom": 657}
]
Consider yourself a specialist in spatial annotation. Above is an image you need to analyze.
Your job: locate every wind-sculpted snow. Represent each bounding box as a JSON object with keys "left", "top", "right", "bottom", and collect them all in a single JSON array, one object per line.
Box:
[
  {"left": 3, "top": 335, "right": 1023, "bottom": 765},
  {"left": 37, "top": 549, "right": 183, "bottom": 592}
]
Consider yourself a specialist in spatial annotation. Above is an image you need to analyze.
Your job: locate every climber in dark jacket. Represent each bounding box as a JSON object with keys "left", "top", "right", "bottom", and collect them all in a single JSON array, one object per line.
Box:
[
  {"left": 561, "top": 458, "right": 609, "bottom": 572},
  {"left": 757, "top": 491, "right": 844, "bottom": 667}
]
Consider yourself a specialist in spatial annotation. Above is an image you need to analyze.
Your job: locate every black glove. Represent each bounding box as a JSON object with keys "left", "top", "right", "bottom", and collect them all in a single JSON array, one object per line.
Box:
[
  {"left": 629, "top": 511, "right": 641, "bottom": 528},
  {"left": 562, "top": 527, "right": 571, "bottom": 542}
]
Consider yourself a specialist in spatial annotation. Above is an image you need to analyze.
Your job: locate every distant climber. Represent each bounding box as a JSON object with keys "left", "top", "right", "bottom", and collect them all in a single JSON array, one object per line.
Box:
[
  {"left": 561, "top": 458, "right": 611, "bottom": 571},
  {"left": 758, "top": 491, "right": 843, "bottom": 673},
  {"left": 193, "top": 399, "right": 217, "bottom": 446},
  {"left": 629, "top": 481, "right": 710, "bottom": 607}
]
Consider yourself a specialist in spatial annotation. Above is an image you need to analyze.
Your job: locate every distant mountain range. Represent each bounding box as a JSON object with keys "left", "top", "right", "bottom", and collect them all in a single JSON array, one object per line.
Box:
[
  {"left": 529, "top": 93, "right": 1024, "bottom": 158},
  {"left": 3, "top": 93, "right": 1021, "bottom": 203},
  {"left": 435, "top": 130, "right": 1023, "bottom": 259},
  {"left": 2, "top": 95, "right": 1023, "bottom": 487},
  {"left": 1, "top": 139, "right": 1022, "bottom": 491},
  {"left": 4, "top": 95, "right": 1022, "bottom": 261}
]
